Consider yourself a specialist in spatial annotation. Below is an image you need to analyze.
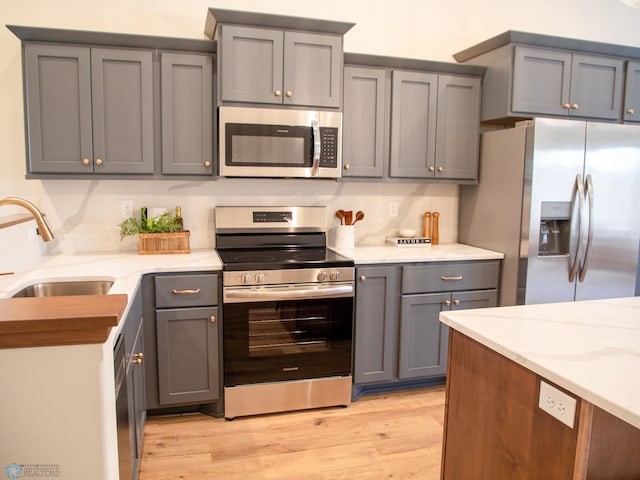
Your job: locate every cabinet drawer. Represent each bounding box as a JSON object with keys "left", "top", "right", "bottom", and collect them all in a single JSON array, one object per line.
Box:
[
  {"left": 402, "top": 261, "right": 500, "bottom": 294},
  {"left": 155, "top": 274, "right": 218, "bottom": 308}
]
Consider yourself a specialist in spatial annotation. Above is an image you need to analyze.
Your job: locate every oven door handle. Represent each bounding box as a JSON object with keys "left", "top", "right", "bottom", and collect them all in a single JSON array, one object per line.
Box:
[{"left": 223, "top": 283, "right": 354, "bottom": 303}]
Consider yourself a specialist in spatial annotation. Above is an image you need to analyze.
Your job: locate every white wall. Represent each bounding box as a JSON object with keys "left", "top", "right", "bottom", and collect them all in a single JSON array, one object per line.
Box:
[{"left": 1, "top": 0, "right": 639, "bottom": 256}]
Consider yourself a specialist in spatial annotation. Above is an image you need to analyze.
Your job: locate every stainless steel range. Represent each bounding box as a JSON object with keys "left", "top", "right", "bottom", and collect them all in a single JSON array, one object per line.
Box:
[{"left": 215, "top": 206, "right": 354, "bottom": 419}]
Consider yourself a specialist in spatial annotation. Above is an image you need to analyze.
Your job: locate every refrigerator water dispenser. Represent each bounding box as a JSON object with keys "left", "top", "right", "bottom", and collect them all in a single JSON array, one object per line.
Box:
[{"left": 538, "top": 202, "right": 571, "bottom": 256}]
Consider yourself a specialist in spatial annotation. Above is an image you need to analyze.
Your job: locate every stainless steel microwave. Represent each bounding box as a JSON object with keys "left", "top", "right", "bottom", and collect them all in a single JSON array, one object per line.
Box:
[{"left": 219, "top": 106, "right": 342, "bottom": 179}]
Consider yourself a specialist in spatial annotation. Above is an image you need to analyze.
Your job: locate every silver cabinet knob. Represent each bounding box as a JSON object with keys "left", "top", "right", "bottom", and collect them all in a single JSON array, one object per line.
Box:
[
  {"left": 453, "top": 299, "right": 460, "bottom": 306},
  {"left": 210, "top": 316, "right": 216, "bottom": 323},
  {"left": 571, "top": 103, "right": 579, "bottom": 110},
  {"left": 627, "top": 108, "right": 636, "bottom": 115},
  {"left": 437, "top": 166, "right": 444, "bottom": 172},
  {"left": 562, "top": 103, "right": 571, "bottom": 109},
  {"left": 82, "top": 158, "right": 90, "bottom": 166},
  {"left": 133, "top": 353, "right": 143, "bottom": 365},
  {"left": 274, "top": 89, "right": 282, "bottom": 97},
  {"left": 95, "top": 158, "right": 103, "bottom": 166},
  {"left": 344, "top": 164, "right": 351, "bottom": 170},
  {"left": 359, "top": 275, "right": 366, "bottom": 281},
  {"left": 428, "top": 166, "right": 435, "bottom": 172},
  {"left": 443, "top": 299, "right": 451, "bottom": 306},
  {"left": 204, "top": 161, "right": 211, "bottom": 168},
  {"left": 286, "top": 90, "right": 293, "bottom": 97}
]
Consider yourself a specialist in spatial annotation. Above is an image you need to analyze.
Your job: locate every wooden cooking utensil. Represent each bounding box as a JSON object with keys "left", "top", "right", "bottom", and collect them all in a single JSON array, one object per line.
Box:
[
  {"left": 352, "top": 211, "right": 364, "bottom": 225},
  {"left": 344, "top": 211, "right": 353, "bottom": 226},
  {"left": 336, "top": 210, "right": 345, "bottom": 225}
]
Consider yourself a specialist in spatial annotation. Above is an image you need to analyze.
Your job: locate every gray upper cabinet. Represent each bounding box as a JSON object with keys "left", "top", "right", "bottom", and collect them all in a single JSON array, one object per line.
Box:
[
  {"left": 160, "top": 52, "right": 214, "bottom": 175},
  {"left": 342, "top": 66, "right": 387, "bottom": 177},
  {"left": 454, "top": 32, "right": 640, "bottom": 123},
  {"left": 624, "top": 61, "right": 640, "bottom": 123},
  {"left": 24, "top": 44, "right": 154, "bottom": 174},
  {"left": 389, "top": 71, "right": 480, "bottom": 181},
  {"left": 512, "top": 46, "right": 623, "bottom": 120},
  {"left": 219, "top": 25, "right": 342, "bottom": 108},
  {"left": 390, "top": 70, "right": 438, "bottom": 179},
  {"left": 435, "top": 75, "right": 481, "bottom": 180}
]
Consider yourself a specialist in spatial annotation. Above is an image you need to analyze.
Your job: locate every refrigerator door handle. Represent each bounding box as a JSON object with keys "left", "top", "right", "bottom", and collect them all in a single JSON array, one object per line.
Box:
[
  {"left": 578, "top": 174, "right": 594, "bottom": 282},
  {"left": 568, "top": 174, "right": 585, "bottom": 282}
]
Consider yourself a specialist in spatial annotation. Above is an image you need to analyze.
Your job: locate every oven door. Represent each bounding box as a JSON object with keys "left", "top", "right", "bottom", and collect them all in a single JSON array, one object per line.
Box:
[{"left": 223, "top": 286, "right": 353, "bottom": 386}]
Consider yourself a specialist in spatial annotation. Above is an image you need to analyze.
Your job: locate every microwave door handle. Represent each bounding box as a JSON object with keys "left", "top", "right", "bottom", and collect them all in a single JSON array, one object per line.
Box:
[{"left": 311, "top": 119, "right": 320, "bottom": 176}]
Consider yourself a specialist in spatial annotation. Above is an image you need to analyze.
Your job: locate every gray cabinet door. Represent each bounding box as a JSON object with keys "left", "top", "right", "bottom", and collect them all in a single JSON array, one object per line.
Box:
[
  {"left": 512, "top": 46, "right": 572, "bottom": 116},
  {"left": 623, "top": 61, "right": 640, "bottom": 123},
  {"left": 398, "top": 292, "right": 450, "bottom": 379},
  {"left": 283, "top": 31, "right": 341, "bottom": 108},
  {"left": 435, "top": 75, "right": 481, "bottom": 180},
  {"left": 160, "top": 52, "right": 214, "bottom": 175},
  {"left": 156, "top": 306, "right": 219, "bottom": 405},
  {"left": 342, "top": 66, "right": 387, "bottom": 177},
  {"left": 353, "top": 266, "right": 399, "bottom": 384},
  {"left": 91, "top": 48, "right": 154, "bottom": 174},
  {"left": 24, "top": 44, "right": 93, "bottom": 173},
  {"left": 390, "top": 70, "right": 438, "bottom": 178},
  {"left": 569, "top": 54, "right": 623, "bottom": 120},
  {"left": 220, "top": 25, "right": 284, "bottom": 104}
]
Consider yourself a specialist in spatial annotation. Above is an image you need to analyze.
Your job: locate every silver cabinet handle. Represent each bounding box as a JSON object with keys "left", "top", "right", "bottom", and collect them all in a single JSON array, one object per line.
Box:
[
  {"left": 172, "top": 288, "right": 201, "bottom": 295},
  {"left": 441, "top": 275, "right": 463, "bottom": 281},
  {"left": 359, "top": 275, "right": 366, "bottom": 281}
]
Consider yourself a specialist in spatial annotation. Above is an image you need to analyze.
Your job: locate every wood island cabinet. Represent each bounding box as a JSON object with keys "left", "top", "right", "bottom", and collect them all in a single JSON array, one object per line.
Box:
[
  {"left": 218, "top": 25, "right": 342, "bottom": 108},
  {"left": 24, "top": 44, "right": 154, "bottom": 174}
]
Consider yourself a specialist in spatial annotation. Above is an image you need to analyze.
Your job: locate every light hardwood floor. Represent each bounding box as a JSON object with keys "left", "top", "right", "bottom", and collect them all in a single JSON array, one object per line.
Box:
[{"left": 139, "top": 385, "right": 445, "bottom": 480}]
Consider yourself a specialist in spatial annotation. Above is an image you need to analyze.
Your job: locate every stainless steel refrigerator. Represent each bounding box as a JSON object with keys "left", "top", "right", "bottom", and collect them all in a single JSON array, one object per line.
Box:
[{"left": 459, "top": 117, "right": 640, "bottom": 306}]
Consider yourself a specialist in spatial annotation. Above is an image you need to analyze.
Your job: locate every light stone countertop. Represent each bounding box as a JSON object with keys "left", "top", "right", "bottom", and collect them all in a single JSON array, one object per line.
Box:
[
  {"left": 331, "top": 242, "right": 504, "bottom": 264},
  {"left": 440, "top": 297, "right": 640, "bottom": 430}
]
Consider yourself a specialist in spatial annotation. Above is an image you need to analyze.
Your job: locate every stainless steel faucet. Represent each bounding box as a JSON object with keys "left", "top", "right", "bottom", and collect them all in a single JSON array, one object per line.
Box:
[{"left": 0, "top": 196, "right": 54, "bottom": 242}]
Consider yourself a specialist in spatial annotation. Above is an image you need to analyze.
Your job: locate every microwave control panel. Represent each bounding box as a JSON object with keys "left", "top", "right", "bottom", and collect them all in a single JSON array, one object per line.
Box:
[{"left": 319, "top": 128, "right": 338, "bottom": 168}]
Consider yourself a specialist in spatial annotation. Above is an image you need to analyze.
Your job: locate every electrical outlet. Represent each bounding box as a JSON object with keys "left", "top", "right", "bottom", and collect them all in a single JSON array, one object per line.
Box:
[
  {"left": 538, "top": 380, "right": 577, "bottom": 428},
  {"left": 389, "top": 201, "right": 398, "bottom": 217},
  {"left": 121, "top": 200, "right": 134, "bottom": 220}
]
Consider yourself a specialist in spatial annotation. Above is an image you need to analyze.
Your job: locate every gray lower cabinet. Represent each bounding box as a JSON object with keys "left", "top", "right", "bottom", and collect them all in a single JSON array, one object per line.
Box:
[
  {"left": 24, "top": 43, "right": 154, "bottom": 174},
  {"left": 353, "top": 260, "right": 500, "bottom": 391},
  {"left": 342, "top": 66, "right": 387, "bottom": 177},
  {"left": 160, "top": 52, "right": 214, "bottom": 175},
  {"left": 512, "top": 46, "right": 624, "bottom": 120},
  {"left": 353, "top": 266, "right": 399, "bottom": 383},
  {"left": 144, "top": 273, "right": 221, "bottom": 410},
  {"left": 118, "top": 284, "right": 145, "bottom": 480},
  {"left": 624, "top": 61, "right": 640, "bottom": 123},
  {"left": 219, "top": 24, "right": 342, "bottom": 107}
]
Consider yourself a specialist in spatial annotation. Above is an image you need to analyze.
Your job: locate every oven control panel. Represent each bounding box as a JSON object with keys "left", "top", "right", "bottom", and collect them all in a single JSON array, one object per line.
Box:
[{"left": 224, "top": 267, "right": 354, "bottom": 287}]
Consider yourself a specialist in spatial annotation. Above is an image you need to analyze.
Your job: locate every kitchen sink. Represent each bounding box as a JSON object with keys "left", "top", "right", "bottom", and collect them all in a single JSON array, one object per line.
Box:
[{"left": 12, "top": 280, "right": 114, "bottom": 298}]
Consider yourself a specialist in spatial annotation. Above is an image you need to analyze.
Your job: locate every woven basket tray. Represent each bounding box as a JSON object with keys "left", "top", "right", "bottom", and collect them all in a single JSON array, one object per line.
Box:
[{"left": 138, "top": 231, "right": 190, "bottom": 254}]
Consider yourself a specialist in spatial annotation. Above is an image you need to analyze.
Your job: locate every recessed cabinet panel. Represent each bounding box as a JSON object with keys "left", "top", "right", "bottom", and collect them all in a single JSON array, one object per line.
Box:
[
  {"left": 512, "top": 46, "right": 571, "bottom": 116},
  {"left": 284, "top": 31, "right": 341, "bottom": 107},
  {"left": 91, "top": 48, "right": 154, "bottom": 174},
  {"left": 342, "top": 66, "right": 387, "bottom": 177},
  {"left": 570, "top": 54, "right": 623, "bottom": 120},
  {"left": 220, "top": 25, "right": 283, "bottom": 104},
  {"left": 161, "top": 53, "right": 214, "bottom": 175},
  {"left": 435, "top": 75, "right": 481, "bottom": 180},
  {"left": 24, "top": 44, "right": 93, "bottom": 173},
  {"left": 624, "top": 61, "right": 640, "bottom": 122},
  {"left": 390, "top": 70, "right": 438, "bottom": 178}
]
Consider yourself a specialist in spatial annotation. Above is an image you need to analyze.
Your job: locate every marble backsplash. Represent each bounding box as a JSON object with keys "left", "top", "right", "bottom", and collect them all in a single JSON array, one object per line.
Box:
[{"left": 2, "top": 177, "right": 459, "bottom": 266}]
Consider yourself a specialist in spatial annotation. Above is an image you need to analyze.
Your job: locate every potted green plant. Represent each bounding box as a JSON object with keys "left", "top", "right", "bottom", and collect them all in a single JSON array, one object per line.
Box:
[{"left": 118, "top": 209, "right": 189, "bottom": 254}]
